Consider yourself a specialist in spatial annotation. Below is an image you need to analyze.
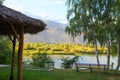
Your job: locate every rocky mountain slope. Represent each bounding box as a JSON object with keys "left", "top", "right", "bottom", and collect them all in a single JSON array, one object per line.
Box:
[{"left": 24, "top": 19, "right": 84, "bottom": 44}]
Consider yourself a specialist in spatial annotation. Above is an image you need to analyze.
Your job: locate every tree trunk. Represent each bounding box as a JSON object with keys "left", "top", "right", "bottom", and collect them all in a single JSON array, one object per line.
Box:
[
  {"left": 116, "top": 39, "right": 120, "bottom": 70},
  {"left": 107, "top": 40, "right": 110, "bottom": 69},
  {"left": 94, "top": 40, "right": 100, "bottom": 66},
  {"left": 17, "top": 27, "right": 24, "bottom": 80},
  {"left": 9, "top": 35, "right": 16, "bottom": 80}
]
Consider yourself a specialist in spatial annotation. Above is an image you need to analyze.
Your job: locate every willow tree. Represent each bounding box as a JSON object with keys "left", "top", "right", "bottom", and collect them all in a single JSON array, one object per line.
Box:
[
  {"left": 114, "top": 1, "right": 120, "bottom": 70},
  {"left": 115, "top": 18, "right": 120, "bottom": 70},
  {"left": 66, "top": 0, "right": 105, "bottom": 65},
  {"left": 98, "top": 0, "right": 118, "bottom": 69},
  {"left": 66, "top": 0, "right": 120, "bottom": 68},
  {"left": 99, "top": 0, "right": 120, "bottom": 69},
  {"left": 65, "top": 26, "right": 78, "bottom": 42}
]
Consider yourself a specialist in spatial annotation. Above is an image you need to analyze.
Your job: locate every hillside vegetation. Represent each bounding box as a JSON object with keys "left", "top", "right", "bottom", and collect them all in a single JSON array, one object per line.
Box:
[{"left": 23, "top": 42, "right": 107, "bottom": 58}]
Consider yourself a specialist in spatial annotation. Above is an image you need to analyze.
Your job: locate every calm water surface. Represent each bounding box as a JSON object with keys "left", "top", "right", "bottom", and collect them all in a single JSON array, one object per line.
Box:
[{"left": 50, "top": 55, "right": 118, "bottom": 70}]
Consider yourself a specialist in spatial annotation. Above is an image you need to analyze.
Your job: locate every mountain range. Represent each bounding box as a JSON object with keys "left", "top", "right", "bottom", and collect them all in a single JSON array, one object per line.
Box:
[{"left": 24, "top": 17, "right": 84, "bottom": 44}]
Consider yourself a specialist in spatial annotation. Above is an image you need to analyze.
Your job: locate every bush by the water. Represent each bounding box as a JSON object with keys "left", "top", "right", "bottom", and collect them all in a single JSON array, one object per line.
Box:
[
  {"left": 30, "top": 53, "right": 53, "bottom": 68},
  {"left": 61, "top": 56, "right": 79, "bottom": 69}
]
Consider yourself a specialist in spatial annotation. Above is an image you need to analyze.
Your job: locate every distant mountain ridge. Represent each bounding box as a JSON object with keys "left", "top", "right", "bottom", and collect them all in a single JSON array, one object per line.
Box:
[{"left": 24, "top": 17, "right": 84, "bottom": 44}]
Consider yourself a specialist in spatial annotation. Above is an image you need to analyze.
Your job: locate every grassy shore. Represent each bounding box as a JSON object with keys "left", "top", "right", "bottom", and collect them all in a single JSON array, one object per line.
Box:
[{"left": 0, "top": 67, "right": 120, "bottom": 80}]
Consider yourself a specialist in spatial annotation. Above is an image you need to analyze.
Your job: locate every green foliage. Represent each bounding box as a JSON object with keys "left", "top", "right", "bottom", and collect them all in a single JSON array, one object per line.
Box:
[
  {"left": 66, "top": 0, "right": 117, "bottom": 45},
  {"left": 0, "top": 37, "right": 12, "bottom": 64},
  {"left": 65, "top": 26, "right": 77, "bottom": 42},
  {"left": 30, "top": 53, "right": 52, "bottom": 68},
  {"left": 66, "top": 0, "right": 120, "bottom": 69},
  {"left": 111, "top": 44, "right": 117, "bottom": 56},
  {"left": 61, "top": 56, "right": 78, "bottom": 69},
  {"left": 66, "top": 0, "right": 120, "bottom": 46},
  {"left": 0, "top": 0, "right": 4, "bottom": 5}
]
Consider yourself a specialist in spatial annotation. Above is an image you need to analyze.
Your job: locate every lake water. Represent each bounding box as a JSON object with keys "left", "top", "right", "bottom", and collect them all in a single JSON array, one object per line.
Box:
[
  {"left": 50, "top": 55, "right": 119, "bottom": 70},
  {"left": 24, "top": 54, "right": 119, "bottom": 70}
]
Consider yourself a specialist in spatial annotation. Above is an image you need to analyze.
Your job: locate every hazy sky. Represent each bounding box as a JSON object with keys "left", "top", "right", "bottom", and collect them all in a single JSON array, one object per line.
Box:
[{"left": 3, "top": 0, "right": 68, "bottom": 23}]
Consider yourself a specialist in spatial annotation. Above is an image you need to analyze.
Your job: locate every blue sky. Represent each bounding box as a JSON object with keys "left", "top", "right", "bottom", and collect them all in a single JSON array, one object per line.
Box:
[{"left": 3, "top": 0, "right": 68, "bottom": 23}]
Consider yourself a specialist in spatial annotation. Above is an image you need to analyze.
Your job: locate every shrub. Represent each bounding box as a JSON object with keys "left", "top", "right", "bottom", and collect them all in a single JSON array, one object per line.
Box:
[
  {"left": 0, "top": 38, "right": 12, "bottom": 64},
  {"left": 61, "top": 56, "right": 79, "bottom": 69},
  {"left": 30, "top": 53, "right": 53, "bottom": 68}
]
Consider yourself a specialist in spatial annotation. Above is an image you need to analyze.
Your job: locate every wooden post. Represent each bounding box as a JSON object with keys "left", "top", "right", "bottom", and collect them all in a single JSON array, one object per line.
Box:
[
  {"left": 52, "top": 62, "right": 54, "bottom": 69},
  {"left": 9, "top": 35, "right": 16, "bottom": 80},
  {"left": 104, "top": 65, "right": 106, "bottom": 71},
  {"left": 17, "top": 27, "right": 24, "bottom": 80},
  {"left": 75, "top": 63, "right": 79, "bottom": 72},
  {"left": 89, "top": 64, "right": 92, "bottom": 73},
  {"left": 9, "top": 23, "right": 19, "bottom": 80}
]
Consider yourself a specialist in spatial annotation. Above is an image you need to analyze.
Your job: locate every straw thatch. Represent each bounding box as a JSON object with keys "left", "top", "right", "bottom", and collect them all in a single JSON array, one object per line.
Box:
[{"left": 0, "top": 5, "right": 46, "bottom": 35}]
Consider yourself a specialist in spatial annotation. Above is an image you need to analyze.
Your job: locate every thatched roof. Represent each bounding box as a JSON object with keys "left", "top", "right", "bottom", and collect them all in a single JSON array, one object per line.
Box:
[{"left": 0, "top": 5, "right": 46, "bottom": 35}]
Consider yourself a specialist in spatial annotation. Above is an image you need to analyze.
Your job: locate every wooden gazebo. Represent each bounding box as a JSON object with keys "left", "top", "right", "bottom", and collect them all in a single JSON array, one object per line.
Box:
[{"left": 0, "top": 5, "right": 46, "bottom": 80}]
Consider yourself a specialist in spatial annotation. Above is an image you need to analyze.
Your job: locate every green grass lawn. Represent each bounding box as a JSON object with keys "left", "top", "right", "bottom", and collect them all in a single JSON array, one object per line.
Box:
[{"left": 0, "top": 67, "right": 120, "bottom": 80}]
